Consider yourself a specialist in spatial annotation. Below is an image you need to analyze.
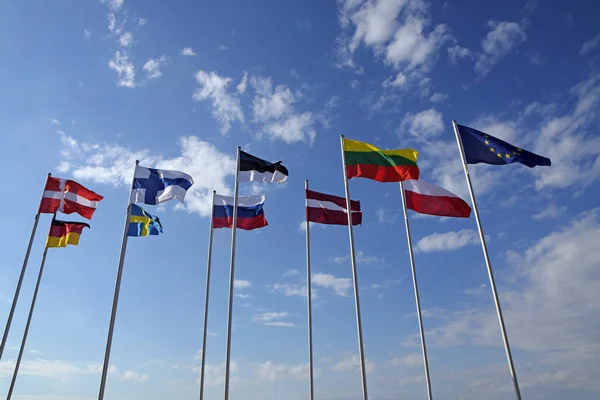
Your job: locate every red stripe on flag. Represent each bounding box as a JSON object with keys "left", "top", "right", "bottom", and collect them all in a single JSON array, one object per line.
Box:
[
  {"left": 44, "top": 177, "right": 63, "bottom": 192},
  {"left": 65, "top": 180, "right": 104, "bottom": 202},
  {"left": 404, "top": 190, "right": 471, "bottom": 218},
  {"left": 306, "top": 207, "right": 362, "bottom": 226},
  {"left": 48, "top": 221, "right": 89, "bottom": 238},
  {"left": 305, "top": 189, "right": 360, "bottom": 211},
  {"left": 62, "top": 199, "right": 98, "bottom": 219},
  {"left": 39, "top": 198, "right": 61, "bottom": 214},
  {"left": 213, "top": 215, "right": 268, "bottom": 231},
  {"left": 346, "top": 164, "right": 420, "bottom": 182}
]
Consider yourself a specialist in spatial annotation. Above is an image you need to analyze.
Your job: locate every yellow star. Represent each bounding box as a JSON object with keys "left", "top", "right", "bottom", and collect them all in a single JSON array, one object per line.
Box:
[
  {"left": 490, "top": 147, "right": 495, "bottom": 153},
  {"left": 512, "top": 151, "right": 518, "bottom": 155},
  {"left": 484, "top": 140, "right": 490, "bottom": 145},
  {"left": 517, "top": 148, "right": 522, "bottom": 152},
  {"left": 484, "top": 135, "right": 489, "bottom": 138},
  {"left": 497, "top": 153, "right": 502, "bottom": 158},
  {"left": 505, "top": 153, "right": 511, "bottom": 159}
]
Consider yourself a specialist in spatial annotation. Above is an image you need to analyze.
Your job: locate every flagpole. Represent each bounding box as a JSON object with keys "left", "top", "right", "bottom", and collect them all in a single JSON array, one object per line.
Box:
[
  {"left": 339, "top": 135, "right": 369, "bottom": 400},
  {"left": 5, "top": 212, "right": 56, "bottom": 400},
  {"left": 224, "top": 147, "right": 241, "bottom": 400},
  {"left": 399, "top": 182, "right": 433, "bottom": 400},
  {"left": 97, "top": 160, "right": 139, "bottom": 400},
  {"left": 304, "top": 180, "right": 315, "bottom": 400},
  {"left": 0, "top": 173, "right": 50, "bottom": 362},
  {"left": 199, "top": 190, "right": 216, "bottom": 400},
  {"left": 452, "top": 120, "right": 522, "bottom": 400}
]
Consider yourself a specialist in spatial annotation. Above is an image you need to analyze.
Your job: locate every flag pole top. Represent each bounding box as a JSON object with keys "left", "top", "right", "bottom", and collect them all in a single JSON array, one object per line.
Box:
[
  {"left": 135, "top": 160, "right": 139, "bottom": 165},
  {"left": 340, "top": 134, "right": 345, "bottom": 138},
  {"left": 213, "top": 190, "right": 216, "bottom": 194},
  {"left": 47, "top": 172, "right": 52, "bottom": 177},
  {"left": 237, "top": 146, "right": 241, "bottom": 150}
]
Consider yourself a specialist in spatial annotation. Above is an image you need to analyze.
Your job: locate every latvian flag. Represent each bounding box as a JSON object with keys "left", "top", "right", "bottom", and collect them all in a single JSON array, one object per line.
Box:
[
  {"left": 213, "top": 194, "right": 268, "bottom": 231},
  {"left": 239, "top": 150, "right": 288, "bottom": 184},
  {"left": 306, "top": 189, "right": 362, "bottom": 226},
  {"left": 403, "top": 180, "right": 471, "bottom": 218},
  {"left": 39, "top": 177, "right": 104, "bottom": 220}
]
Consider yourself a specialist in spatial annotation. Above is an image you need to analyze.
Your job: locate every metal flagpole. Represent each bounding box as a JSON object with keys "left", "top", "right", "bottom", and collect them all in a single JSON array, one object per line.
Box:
[
  {"left": 452, "top": 120, "right": 522, "bottom": 400},
  {"left": 199, "top": 190, "right": 217, "bottom": 400},
  {"left": 224, "top": 147, "right": 241, "bottom": 400},
  {"left": 304, "top": 180, "right": 315, "bottom": 400},
  {"left": 0, "top": 173, "right": 50, "bottom": 362},
  {"left": 399, "top": 182, "right": 433, "bottom": 400},
  {"left": 97, "top": 160, "right": 139, "bottom": 400},
  {"left": 5, "top": 212, "right": 56, "bottom": 400},
  {"left": 339, "top": 135, "right": 369, "bottom": 400}
]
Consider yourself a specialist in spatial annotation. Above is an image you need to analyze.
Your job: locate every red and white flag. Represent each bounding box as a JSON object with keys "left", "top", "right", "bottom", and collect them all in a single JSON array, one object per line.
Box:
[
  {"left": 306, "top": 189, "right": 361, "bottom": 226},
  {"left": 403, "top": 180, "right": 471, "bottom": 218},
  {"left": 39, "top": 177, "right": 104, "bottom": 219}
]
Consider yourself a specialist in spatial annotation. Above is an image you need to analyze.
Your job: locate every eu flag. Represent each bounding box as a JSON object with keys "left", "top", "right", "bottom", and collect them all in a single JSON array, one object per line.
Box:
[{"left": 457, "top": 124, "right": 551, "bottom": 168}]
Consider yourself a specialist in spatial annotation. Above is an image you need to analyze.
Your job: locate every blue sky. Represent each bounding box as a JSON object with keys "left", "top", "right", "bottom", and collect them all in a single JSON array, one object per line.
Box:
[{"left": 1, "top": 0, "right": 600, "bottom": 399}]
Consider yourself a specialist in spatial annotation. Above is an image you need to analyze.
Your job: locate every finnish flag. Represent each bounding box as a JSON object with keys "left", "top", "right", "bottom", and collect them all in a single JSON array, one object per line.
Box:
[{"left": 131, "top": 165, "right": 194, "bottom": 205}]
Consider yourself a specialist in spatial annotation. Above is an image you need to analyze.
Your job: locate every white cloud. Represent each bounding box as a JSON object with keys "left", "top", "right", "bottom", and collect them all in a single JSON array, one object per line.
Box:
[
  {"left": 332, "top": 354, "right": 375, "bottom": 374},
  {"left": 475, "top": 21, "right": 526, "bottom": 77},
  {"left": 236, "top": 71, "right": 248, "bottom": 94},
  {"left": 219, "top": 45, "right": 228, "bottom": 51},
  {"left": 299, "top": 221, "right": 317, "bottom": 232},
  {"left": 233, "top": 279, "right": 251, "bottom": 289},
  {"left": 429, "top": 92, "right": 449, "bottom": 103},
  {"left": 401, "top": 108, "right": 444, "bottom": 138},
  {"left": 382, "top": 72, "right": 407, "bottom": 88},
  {"left": 390, "top": 353, "right": 423, "bottom": 367},
  {"left": 290, "top": 69, "right": 300, "bottom": 79},
  {"left": 49, "top": 118, "right": 60, "bottom": 126},
  {"left": 234, "top": 294, "right": 250, "bottom": 299},
  {"left": 283, "top": 269, "right": 299, "bottom": 277},
  {"left": 181, "top": 47, "right": 196, "bottom": 56},
  {"left": 192, "top": 362, "right": 239, "bottom": 387},
  {"left": 330, "top": 251, "right": 384, "bottom": 265},
  {"left": 193, "top": 70, "right": 245, "bottom": 134},
  {"left": 447, "top": 44, "right": 471, "bottom": 64},
  {"left": 580, "top": 34, "right": 600, "bottom": 55},
  {"left": 119, "top": 32, "right": 132, "bottom": 47},
  {"left": 415, "top": 229, "right": 480, "bottom": 253},
  {"left": 56, "top": 133, "right": 235, "bottom": 217},
  {"left": 0, "top": 359, "right": 116, "bottom": 381},
  {"left": 252, "top": 82, "right": 296, "bottom": 121},
  {"left": 108, "top": 51, "right": 135, "bottom": 88},
  {"left": 138, "top": 17, "right": 146, "bottom": 26},
  {"left": 84, "top": 29, "right": 91, "bottom": 38},
  {"left": 143, "top": 56, "right": 168, "bottom": 80},
  {"left": 253, "top": 312, "right": 295, "bottom": 327},
  {"left": 268, "top": 283, "right": 316, "bottom": 298},
  {"left": 123, "top": 370, "right": 149, "bottom": 382},
  {"left": 312, "top": 273, "right": 351, "bottom": 296},
  {"left": 107, "top": 0, "right": 124, "bottom": 12},
  {"left": 255, "top": 361, "right": 308, "bottom": 381},
  {"left": 532, "top": 204, "right": 567, "bottom": 220},
  {"left": 263, "top": 113, "right": 316, "bottom": 145}
]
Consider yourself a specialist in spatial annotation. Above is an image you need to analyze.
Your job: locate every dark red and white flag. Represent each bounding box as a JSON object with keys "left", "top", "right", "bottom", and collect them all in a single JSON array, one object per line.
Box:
[
  {"left": 403, "top": 180, "right": 471, "bottom": 218},
  {"left": 39, "top": 177, "right": 104, "bottom": 219},
  {"left": 306, "top": 189, "right": 361, "bottom": 226}
]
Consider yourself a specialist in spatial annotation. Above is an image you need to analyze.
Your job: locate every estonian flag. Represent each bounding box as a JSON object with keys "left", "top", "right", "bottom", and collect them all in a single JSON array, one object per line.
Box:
[
  {"left": 239, "top": 150, "right": 288, "bottom": 183},
  {"left": 131, "top": 165, "right": 194, "bottom": 205},
  {"left": 128, "top": 204, "right": 163, "bottom": 237}
]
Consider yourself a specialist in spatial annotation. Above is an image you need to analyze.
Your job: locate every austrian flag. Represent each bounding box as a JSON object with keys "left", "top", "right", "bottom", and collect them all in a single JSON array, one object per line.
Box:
[{"left": 39, "top": 177, "right": 104, "bottom": 219}]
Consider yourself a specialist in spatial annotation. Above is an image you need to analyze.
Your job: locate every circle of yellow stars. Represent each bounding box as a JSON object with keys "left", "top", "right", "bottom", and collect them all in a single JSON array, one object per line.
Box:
[{"left": 483, "top": 134, "right": 521, "bottom": 161}]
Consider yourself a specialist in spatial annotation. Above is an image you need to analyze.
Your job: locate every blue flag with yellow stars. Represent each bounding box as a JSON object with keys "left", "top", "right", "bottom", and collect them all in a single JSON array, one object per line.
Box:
[
  {"left": 457, "top": 124, "right": 551, "bottom": 168},
  {"left": 128, "top": 204, "right": 163, "bottom": 237}
]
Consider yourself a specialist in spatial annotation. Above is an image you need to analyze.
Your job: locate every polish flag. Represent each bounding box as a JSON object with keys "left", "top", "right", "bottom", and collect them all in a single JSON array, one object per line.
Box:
[
  {"left": 39, "top": 177, "right": 104, "bottom": 219},
  {"left": 403, "top": 180, "right": 471, "bottom": 218}
]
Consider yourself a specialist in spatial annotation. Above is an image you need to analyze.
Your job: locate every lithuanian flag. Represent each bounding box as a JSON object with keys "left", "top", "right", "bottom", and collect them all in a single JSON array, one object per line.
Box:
[
  {"left": 46, "top": 220, "right": 90, "bottom": 248},
  {"left": 343, "top": 138, "right": 420, "bottom": 182}
]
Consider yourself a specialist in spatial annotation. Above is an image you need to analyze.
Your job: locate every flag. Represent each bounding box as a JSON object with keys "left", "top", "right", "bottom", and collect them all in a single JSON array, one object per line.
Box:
[
  {"left": 403, "top": 180, "right": 471, "bottom": 218},
  {"left": 213, "top": 194, "right": 268, "bottom": 230},
  {"left": 46, "top": 219, "right": 90, "bottom": 248},
  {"left": 128, "top": 204, "right": 163, "bottom": 237},
  {"left": 39, "top": 177, "right": 104, "bottom": 219},
  {"left": 306, "top": 189, "right": 362, "bottom": 225},
  {"left": 131, "top": 165, "right": 194, "bottom": 205},
  {"left": 343, "top": 138, "right": 420, "bottom": 182},
  {"left": 457, "top": 124, "right": 551, "bottom": 168},
  {"left": 239, "top": 150, "right": 288, "bottom": 183}
]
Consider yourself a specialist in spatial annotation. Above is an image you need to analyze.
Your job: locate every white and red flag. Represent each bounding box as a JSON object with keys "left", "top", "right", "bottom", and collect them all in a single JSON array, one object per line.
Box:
[
  {"left": 306, "top": 189, "right": 361, "bottom": 226},
  {"left": 39, "top": 177, "right": 104, "bottom": 219},
  {"left": 403, "top": 179, "right": 471, "bottom": 218}
]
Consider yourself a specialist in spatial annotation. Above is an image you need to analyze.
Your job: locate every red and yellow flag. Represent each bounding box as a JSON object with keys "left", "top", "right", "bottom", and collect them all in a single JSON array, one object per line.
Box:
[{"left": 46, "top": 220, "right": 90, "bottom": 248}]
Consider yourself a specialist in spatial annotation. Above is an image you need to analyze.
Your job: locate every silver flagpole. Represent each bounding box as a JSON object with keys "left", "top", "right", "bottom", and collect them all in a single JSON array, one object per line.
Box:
[
  {"left": 399, "top": 182, "right": 433, "bottom": 400},
  {"left": 0, "top": 173, "right": 51, "bottom": 362},
  {"left": 304, "top": 180, "right": 315, "bottom": 400},
  {"left": 224, "top": 147, "right": 241, "bottom": 400},
  {"left": 452, "top": 120, "right": 522, "bottom": 400},
  {"left": 339, "top": 135, "right": 369, "bottom": 400},
  {"left": 6, "top": 212, "right": 56, "bottom": 400},
  {"left": 199, "top": 190, "right": 217, "bottom": 400},
  {"left": 97, "top": 160, "right": 139, "bottom": 400}
]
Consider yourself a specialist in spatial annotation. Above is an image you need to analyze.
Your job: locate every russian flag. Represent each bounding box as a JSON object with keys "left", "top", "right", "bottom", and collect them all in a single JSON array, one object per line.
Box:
[{"left": 213, "top": 194, "right": 268, "bottom": 231}]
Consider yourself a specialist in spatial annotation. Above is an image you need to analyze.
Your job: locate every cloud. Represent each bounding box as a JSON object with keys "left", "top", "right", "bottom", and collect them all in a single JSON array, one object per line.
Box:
[
  {"left": 415, "top": 229, "right": 480, "bottom": 253},
  {"left": 330, "top": 251, "right": 384, "bottom": 265},
  {"left": 236, "top": 72, "right": 248, "bottom": 94},
  {"left": 299, "top": 221, "right": 317, "bottom": 232},
  {"left": 192, "top": 362, "right": 239, "bottom": 387},
  {"left": 253, "top": 312, "right": 295, "bottom": 327},
  {"left": 0, "top": 359, "right": 116, "bottom": 381},
  {"left": 255, "top": 361, "right": 308, "bottom": 381},
  {"left": 382, "top": 72, "right": 407, "bottom": 88},
  {"left": 49, "top": 118, "right": 60, "bottom": 126},
  {"left": 143, "top": 56, "right": 168, "bottom": 80},
  {"left": 332, "top": 354, "right": 375, "bottom": 374},
  {"left": 138, "top": 17, "right": 146, "bottom": 26},
  {"left": 107, "top": 0, "right": 124, "bottom": 11},
  {"left": 283, "top": 269, "right": 299, "bottom": 277},
  {"left": 123, "top": 370, "right": 150, "bottom": 382},
  {"left": 268, "top": 283, "right": 317, "bottom": 298},
  {"left": 193, "top": 70, "right": 245, "bottom": 134},
  {"left": 263, "top": 113, "right": 316, "bottom": 145},
  {"left": 119, "top": 32, "right": 133, "bottom": 47},
  {"left": 532, "top": 204, "right": 567, "bottom": 220},
  {"left": 580, "top": 34, "right": 600, "bottom": 55},
  {"left": 56, "top": 133, "right": 235, "bottom": 217},
  {"left": 181, "top": 47, "right": 196, "bottom": 56},
  {"left": 429, "top": 92, "right": 449, "bottom": 103},
  {"left": 390, "top": 353, "right": 423, "bottom": 368},
  {"left": 233, "top": 279, "right": 251, "bottom": 289},
  {"left": 219, "top": 45, "right": 228, "bottom": 51},
  {"left": 401, "top": 108, "right": 444, "bottom": 138},
  {"left": 475, "top": 21, "right": 526, "bottom": 77},
  {"left": 290, "top": 69, "right": 300, "bottom": 79},
  {"left": 447, "top": 44, "right": 471, "bottom": 64},
  {"left": 108, "top": 51, "right": 135, "bottom": 88},
  {"left": 312, "top": 273, "right": 351, "bottom": 296}
]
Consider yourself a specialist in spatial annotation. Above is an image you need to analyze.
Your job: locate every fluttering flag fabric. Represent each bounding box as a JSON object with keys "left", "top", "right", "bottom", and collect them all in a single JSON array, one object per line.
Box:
[
  {"left": 39, "top": 177, "right": 104, "bottom": 219},
  {"left": 131, "top": 165, "right": 194, "bottom": 205},
  {"left": 457, "top": 124, "right": 551, "bottom": 168},
  {"left": 343, "top": 138, "right": 420, "bottom": 182},
  {"left": 213, "top": 194, "right": 268, "bottom": 230},
  {"left": 239, "top": 150, "right": 288, "bottom": 183},
  {"left": 46, "top": 219, "right": 90, "bottom": 248},
  {"left": 403, "top": 180, "right": 471, "bottom": 218},
  {"left": 128, "top": 204, "right": 163, "bottom": 237},
  {"left": 306, "top": 189, "right": 362, "bottom": 225}
]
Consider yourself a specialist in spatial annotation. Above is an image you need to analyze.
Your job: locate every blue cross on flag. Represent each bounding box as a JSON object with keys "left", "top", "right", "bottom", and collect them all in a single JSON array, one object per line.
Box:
[{"left": 131, "top": 165, "right": 194, "bottom": 205}]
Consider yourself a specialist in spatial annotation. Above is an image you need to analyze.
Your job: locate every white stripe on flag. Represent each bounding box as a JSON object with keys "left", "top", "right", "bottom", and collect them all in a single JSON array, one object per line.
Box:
[
  {"left": 238, "top": 170, "right": 287, "bottom": 183},
  {"left": 306, "top": 199, "right": 356, "bottom": 213},
  {"left": 42, "top": 190, "right": 63, "bottom": 200},
  {"left": 402, "top": 179, "right": 460, "bottom": 198},
  {"left": 64, "top": 191, "right": 99, "bottom": 208},
  {"left": 214, "top": 194, "right": 265, "bottom": 207}
]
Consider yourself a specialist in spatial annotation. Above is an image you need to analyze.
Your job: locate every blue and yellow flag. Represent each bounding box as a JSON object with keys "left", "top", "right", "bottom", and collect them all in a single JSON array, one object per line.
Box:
[{"left": 128, "top": 204, "right": 163, "bottom": 237}]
